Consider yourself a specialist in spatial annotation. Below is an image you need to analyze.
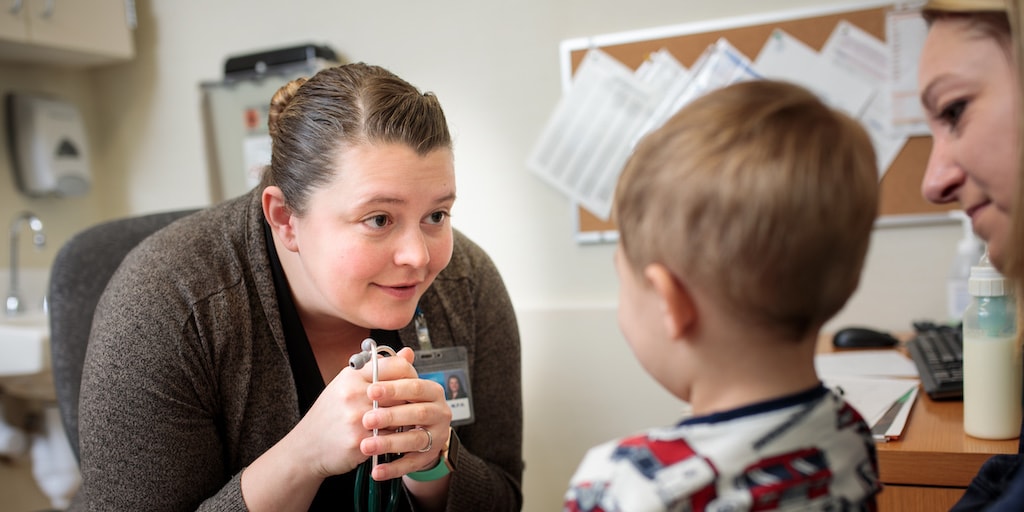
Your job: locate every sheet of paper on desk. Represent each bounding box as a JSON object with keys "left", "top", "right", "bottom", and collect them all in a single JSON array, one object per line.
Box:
[
  {"left": 822, "top": 375, "right": 919, "bottom": 438},
  {"left": 814, "top": 350, "right": 919, "bottom": 378},
  {"left": 816, "top": 351, "right": 920, "bottom": 441}
]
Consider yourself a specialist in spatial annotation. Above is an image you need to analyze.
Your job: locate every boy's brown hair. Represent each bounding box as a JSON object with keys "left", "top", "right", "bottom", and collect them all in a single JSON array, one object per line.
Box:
[{"left": 614, "top": 79, "right": 879, "bottom": 339}]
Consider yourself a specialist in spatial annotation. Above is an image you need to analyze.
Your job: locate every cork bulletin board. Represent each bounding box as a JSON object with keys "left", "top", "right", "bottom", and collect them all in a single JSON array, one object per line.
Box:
[{"left": 559, "top": 1, "right": 956, "bottom": 243}]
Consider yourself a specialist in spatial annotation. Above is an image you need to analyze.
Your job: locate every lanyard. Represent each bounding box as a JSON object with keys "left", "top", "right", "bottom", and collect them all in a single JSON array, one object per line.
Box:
[{"left": 415, "top": 307, "right": 432, "bottom": 350}]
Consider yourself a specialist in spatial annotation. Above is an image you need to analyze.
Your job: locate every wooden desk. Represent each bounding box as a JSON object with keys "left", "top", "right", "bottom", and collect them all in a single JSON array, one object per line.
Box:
[{"left": 818, "top": 336, "right": 1018, "bottom": 510}]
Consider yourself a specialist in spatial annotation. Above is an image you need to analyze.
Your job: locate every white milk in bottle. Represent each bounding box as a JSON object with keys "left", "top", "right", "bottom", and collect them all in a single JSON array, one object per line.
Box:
[{"left": 962, "top": 253, "right": 1021, "bottom": 440}]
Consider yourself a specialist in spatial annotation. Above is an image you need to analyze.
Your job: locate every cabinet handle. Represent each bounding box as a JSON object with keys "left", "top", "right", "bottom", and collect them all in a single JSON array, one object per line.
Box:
[
  {"left": 41, "top": 0, "right": 54, "bottom": 18},
  {"left": 9, "top": 0, "right": 22, "bottom": 15}
]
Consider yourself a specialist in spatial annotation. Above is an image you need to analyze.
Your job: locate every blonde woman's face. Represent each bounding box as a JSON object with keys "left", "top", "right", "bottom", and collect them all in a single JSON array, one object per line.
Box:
[{"left": 919, "top": 17, "right": 1020, "bottom": 268}]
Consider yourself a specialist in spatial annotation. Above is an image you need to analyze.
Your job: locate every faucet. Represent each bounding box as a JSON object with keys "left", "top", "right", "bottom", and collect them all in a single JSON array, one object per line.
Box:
[{"left": 6, "top": 211, "right": 45, "bottom": 316}]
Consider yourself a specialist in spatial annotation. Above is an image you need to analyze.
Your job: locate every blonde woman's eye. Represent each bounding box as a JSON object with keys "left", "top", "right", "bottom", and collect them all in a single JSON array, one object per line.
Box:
[{"left": 938, "top": 99, "right": 966, "bottom": 128}]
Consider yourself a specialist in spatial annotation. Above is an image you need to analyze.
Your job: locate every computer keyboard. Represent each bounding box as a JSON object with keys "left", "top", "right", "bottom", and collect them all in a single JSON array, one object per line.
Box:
[{"left": 907, "top": 323, "right": 963, "bottom": 401}]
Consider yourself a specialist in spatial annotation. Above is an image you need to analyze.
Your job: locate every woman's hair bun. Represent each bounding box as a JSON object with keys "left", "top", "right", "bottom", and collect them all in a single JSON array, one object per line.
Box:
[{"left": 268, "top": 77, "right": 308, "bottom": 139}]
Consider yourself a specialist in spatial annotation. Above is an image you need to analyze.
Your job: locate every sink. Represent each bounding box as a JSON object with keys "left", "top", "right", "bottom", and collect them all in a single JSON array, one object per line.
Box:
[
  {"left": 0, "top": 311, "right": 49, "bottom": 376},
  {"left": 0, "top": 311, "right": 75, "bottom": 512}
]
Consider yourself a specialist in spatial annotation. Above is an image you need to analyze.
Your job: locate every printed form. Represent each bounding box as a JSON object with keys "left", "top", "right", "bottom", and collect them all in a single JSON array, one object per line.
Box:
[
  {"left": 528, "top": 41, "right": 757, "bottom": 220},
  {"left": 887, "top": 9, "right": 930, "bottom": 137},
  {"left": 821, "top": 21, "right": 908, "bottom": 178}
]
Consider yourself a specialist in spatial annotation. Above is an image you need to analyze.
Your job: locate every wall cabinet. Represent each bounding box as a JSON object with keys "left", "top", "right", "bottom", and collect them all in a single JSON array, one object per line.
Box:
[{"left": 0, "top": 0, "right": 134, "bottom": 68}]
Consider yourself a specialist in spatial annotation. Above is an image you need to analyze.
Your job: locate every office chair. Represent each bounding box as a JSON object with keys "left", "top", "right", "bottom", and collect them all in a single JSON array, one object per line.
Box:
[{"left": 48, "top": 208, "right": 199, "bottom": 463}]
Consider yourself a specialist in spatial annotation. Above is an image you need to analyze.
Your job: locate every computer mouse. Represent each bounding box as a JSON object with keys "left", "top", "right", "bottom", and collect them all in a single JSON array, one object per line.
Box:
[{"left": 832, "top": 327, "right": 899, "bottom": 349}]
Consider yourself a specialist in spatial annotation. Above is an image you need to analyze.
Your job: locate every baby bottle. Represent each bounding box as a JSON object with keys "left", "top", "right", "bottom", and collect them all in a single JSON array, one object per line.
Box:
[{"left": 962, "top": 252, "right": 1021, "bottom": 440}]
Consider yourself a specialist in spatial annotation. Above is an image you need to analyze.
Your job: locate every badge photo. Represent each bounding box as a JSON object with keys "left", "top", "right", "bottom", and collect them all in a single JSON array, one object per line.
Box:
[{"left": 414, "top": 346, "right": 475, "bottom": 426}]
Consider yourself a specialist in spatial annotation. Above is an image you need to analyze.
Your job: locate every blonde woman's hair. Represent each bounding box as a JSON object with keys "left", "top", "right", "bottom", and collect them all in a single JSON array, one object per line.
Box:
[
  {"left": 614, "top": 80, "right": 879, "bottom": 339},
  {"left": 1008, "top": 0, "right": 1024, "bottom": 282},
  {"left": 922, "top": 0, "right": 1013, "bottom": 52},
  {"left": 1001, "top": 0, "right": 1024, "bottom": 364},
  {"left": 924, "top": 0, "right": 1008, "bottom": 11},
  {"left": 260, "top": 62, "right": 451, "bottom": 214}
]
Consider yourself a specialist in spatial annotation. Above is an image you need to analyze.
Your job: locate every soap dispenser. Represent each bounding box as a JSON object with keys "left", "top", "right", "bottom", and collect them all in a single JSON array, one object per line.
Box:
[{"left": 5, "top": 92, "right": 92, "bottom": 197}]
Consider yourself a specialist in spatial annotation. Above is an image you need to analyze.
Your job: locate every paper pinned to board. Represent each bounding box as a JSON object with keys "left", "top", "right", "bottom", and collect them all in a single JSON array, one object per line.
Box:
[
  {"left": 637, "top": 39, "right": 759, "bottom": 142},
  {"left": 527, "top": 40, "right": 758, "bottom": 221},
  {"left": 526, "top": 48, "right": 655, "bottom": 221},
  {"left": 753, "top": 28, "right": 875, "bottom": 118},
  {"left": 887, "top": 8, "right": 930, "bottom": 136},
  {"left": 820, "top": 20, "right": 908, "bottom": 179}
]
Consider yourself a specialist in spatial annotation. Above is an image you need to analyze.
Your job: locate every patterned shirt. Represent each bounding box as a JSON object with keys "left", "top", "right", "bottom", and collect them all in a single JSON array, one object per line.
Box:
[{"left": 564, "top": 385, "right": 879, "bottom": 511}]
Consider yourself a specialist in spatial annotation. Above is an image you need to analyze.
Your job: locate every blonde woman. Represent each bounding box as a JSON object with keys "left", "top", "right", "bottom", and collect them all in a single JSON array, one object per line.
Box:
[{"left": 919, "top": 1, "right": 1024, "bottom": 509}]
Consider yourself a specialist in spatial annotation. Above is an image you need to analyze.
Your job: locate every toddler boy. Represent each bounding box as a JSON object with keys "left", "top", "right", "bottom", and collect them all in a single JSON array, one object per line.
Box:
[{"left": 564, "top": 79, "right": 881, "bottom": 511}]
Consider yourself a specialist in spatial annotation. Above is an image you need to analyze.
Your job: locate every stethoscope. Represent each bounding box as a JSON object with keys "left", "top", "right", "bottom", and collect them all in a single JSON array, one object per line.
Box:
[
  {"left": 349, "top": 337, "right": 402, "bottom": 512},
  {"left": 347, "top": 309, "right": 433, "bottom": 512}
]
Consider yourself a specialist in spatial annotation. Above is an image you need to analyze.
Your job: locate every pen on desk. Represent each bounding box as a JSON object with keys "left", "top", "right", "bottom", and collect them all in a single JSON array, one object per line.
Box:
[{"left": 871, "top": 388, "right": 915, "bottom": 440}]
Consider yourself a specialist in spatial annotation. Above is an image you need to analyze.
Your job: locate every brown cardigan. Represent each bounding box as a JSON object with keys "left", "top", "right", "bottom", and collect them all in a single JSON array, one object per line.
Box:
[{"left": 76, "top": 189, "right": 523, "bottom": 511}]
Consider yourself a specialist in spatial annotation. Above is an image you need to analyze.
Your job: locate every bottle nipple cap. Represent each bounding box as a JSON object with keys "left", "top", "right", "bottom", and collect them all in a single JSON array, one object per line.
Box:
[{"left": 968, "top": 252, "right": 1008, "bottom": 297}]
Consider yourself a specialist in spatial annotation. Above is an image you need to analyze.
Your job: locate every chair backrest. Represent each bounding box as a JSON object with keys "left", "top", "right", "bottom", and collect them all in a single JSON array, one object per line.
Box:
[{"left": 48, "top": 209, "right": 199, "bottom": 463}]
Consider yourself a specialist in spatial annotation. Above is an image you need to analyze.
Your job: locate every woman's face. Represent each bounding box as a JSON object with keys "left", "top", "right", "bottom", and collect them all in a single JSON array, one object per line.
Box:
[
  {"left": 919, "top": 16, "right": 1020, "bottom": 268},
  {"left": 289, "top": 143, "right": 455, "bottom": 331}
]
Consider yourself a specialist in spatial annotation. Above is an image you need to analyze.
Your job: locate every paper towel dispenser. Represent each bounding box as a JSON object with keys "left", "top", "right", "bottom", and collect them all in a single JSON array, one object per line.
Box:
[{"left": 5, "top": 92, "right": 91, "bottom": 197}]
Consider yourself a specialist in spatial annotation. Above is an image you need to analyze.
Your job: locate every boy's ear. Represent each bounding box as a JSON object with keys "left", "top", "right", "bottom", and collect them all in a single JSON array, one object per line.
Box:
[
  {"left": 644, "top": 263, "right": 695, "bottom": 340},
  {"left": 262, "top": 186, "right": 299, "bottom": 252}
]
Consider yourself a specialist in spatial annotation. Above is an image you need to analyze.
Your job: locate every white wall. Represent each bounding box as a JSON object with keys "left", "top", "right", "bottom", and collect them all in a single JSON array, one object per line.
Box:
[
  {"left": 83, "top": 0, "right": 960, "bottom": 325},
  {"left": 2, "top": 0, "right": 964, "bottom": 510}
]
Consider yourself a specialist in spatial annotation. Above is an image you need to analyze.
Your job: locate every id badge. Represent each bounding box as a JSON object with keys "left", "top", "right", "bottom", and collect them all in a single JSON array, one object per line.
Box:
[{"left": 414, "top": 346, "right": 475, "bottom": 426}]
